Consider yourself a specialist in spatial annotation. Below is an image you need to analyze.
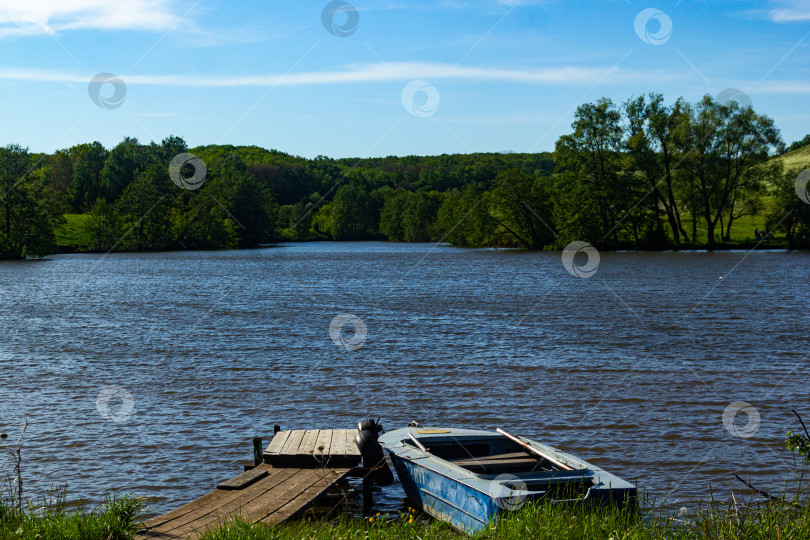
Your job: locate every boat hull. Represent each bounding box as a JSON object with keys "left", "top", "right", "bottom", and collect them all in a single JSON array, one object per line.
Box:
[
  {"left": 380, "top": 427, "right": 636, "bottom": 534},
  {"left": 389, "top": 451, "right": 499, "bottom": 532}
]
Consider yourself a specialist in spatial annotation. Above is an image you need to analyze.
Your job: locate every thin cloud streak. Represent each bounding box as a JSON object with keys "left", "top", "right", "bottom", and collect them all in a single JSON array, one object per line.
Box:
[
  {"left": 0, "top": 62, "right": 682, "bottom": 88},
  {"left": 0, "top": 63, "right": 808, "bottom": 94}
]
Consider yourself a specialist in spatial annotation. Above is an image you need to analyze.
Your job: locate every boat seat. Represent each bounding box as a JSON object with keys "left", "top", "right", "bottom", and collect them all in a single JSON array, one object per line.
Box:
[
  {"left": 450, "top": 452, "right": 550, "bottom": 475},
  {"left": 449, "top": 452, "right": 534, "bottom": 463}
]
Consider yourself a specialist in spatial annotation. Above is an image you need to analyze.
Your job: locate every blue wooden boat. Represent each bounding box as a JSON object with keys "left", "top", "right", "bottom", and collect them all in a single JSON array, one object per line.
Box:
[{"left": 378, "top": 426, "right": 636, "bottom": 534}]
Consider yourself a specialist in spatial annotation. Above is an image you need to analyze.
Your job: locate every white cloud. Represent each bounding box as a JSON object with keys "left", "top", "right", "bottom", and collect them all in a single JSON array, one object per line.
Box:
[
  {"left": 756, "top": 80, "right": 810, "bottom": 93},
  {"left": 0, "top": 0, "right": 185, "bottom": 37},
  {"left": 0, "top": 62, "right": 685, "bottom": 88},
  {"left": 769, "top": 0, "right": 810, "bottom": 22}
]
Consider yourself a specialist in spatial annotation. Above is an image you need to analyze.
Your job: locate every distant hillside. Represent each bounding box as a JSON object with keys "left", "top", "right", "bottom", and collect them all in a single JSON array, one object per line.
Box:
[{"left": 773, "top": 144, "right": 810, "bottom": 171}]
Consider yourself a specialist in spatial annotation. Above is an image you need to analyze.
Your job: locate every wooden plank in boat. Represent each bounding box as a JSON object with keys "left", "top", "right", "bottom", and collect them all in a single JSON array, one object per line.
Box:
[{"left": 452, "top": 452, "right": 536, "bottom": 464}]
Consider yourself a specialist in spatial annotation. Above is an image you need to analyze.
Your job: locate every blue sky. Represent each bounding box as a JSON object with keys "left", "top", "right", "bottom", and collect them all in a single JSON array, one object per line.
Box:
[{"left": 0, "top": 0, "right": 808, "bottom": 158}]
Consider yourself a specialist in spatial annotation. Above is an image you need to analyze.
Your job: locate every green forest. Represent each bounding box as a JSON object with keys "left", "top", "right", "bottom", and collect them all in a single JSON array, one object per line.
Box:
[{"left": 2, "top": 93, "right": 810, "bottom": 260}]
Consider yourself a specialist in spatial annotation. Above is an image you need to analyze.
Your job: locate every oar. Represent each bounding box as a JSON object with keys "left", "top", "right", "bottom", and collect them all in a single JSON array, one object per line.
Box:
[
  {"left": 496, "top": 428, "right": 573, "bottom": 471},
  {"left": 408, "top": 432, "right": 429, "bottom": 452}
]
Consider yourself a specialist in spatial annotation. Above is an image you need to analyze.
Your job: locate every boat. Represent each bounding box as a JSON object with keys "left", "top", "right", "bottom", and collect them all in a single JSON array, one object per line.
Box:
[{"left": 378, "top": 426, "right": 637, "bottom": 534}]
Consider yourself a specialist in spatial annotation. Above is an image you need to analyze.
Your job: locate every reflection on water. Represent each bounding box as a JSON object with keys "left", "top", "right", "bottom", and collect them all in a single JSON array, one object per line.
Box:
[{"left": 1, "top": 243, "right": 809, "bottom": 515}]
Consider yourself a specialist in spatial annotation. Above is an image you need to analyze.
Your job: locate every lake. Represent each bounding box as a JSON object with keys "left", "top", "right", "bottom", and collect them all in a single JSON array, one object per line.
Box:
[{"left": 1, "top": 242, "right": 808, "bottom": 515}]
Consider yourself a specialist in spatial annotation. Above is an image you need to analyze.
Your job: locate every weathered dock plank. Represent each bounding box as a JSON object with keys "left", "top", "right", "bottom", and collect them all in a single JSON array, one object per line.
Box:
[
  {"left": 345, "top": 429, "right": 360, "bottom": 459},
  {"left": 139, "top": 429, "right": 364, "bottom": 539},
  {"left": 280, "top": 429, "right": 306, "bottom": 455},
  {"left": 265, "top": 429, "right": 360, "bottom": 467},
  {"left": 264, "top": 430, "right": 289, "bottom": 454},
  {"left": 141, "top": 467, "right": 299, "bottom": 537},
  {"left": 331, "top": 428, "right": 347, "bottom": 458},
  {"left": 314, "top": 430, "right": 333, "bottom": 458},
  {"left": 297, "top": 429, "right": 320, "bottom": 457},
  {"left": 139, "top": 468, "right": 350, "bottom": 539},
  {"left": 216, "top": 467, "right": 269, "bottom": 490},
  {"left": 165, "top": 469, "right": 306, "bottom": 538},
  {"left": 259, "top": 468, "right": 346, "bottom": 524}
]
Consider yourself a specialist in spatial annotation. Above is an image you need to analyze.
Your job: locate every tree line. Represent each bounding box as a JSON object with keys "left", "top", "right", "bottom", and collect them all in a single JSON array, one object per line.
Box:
[{"left": 1, "top": 92, "right": 809, "bottom": 259}]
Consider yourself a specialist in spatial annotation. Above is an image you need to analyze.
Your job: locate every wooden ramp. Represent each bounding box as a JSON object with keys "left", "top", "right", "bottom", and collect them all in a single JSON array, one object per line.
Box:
[{"left": 137, "top": 429, "right": 362, "bottom": 539}]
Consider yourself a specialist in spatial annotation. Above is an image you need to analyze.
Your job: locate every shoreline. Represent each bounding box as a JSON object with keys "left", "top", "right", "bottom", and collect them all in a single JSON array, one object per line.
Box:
[{"left": 49, "top": 239, "right": 802, "bottom": 257}]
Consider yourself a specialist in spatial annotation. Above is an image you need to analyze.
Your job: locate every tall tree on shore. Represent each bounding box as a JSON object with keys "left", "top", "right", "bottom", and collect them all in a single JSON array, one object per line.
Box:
[
  {"left": 675, "top": 96, "right": 782, "bottom": 249},
  {"left": 554, "top": 99, "right": 626, "bottom": 247},
  {"left": 625, "top": 93, "right": 690, "bottom": 244},
  {"left": 68, "top": 141, "right": 107, "bottom": 211},
  {"left": 0, "top": 145, "right": 64, "bottom": 259},
  {"left": 379, "top": 189, "right": 409, "bottom": 241},
  {"left": 434, "top": 186, "right": 491, "bottom": 247},
  {"left": 100, "top": 137, "right": 146, "bottom": 203},
  {"left": 325, "top": 184, "right": 380, "bottom": 240},
  {"left": 47, "top": 150, "right": 73, "bottom": 197},
  {"left": 207, "top": 154, "right": 278, "bottom": 248},
  {"left": 486, "top": 169, "right": 555, "bottom": 249},
  {"left": 115, "top": 164, "right": 173, "bottom": 251}
]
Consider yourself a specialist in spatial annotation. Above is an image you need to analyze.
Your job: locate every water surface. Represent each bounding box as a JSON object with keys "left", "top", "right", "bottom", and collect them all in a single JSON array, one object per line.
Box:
[{"left": 1, "top": 242, "right": 808, "bottom": 514}]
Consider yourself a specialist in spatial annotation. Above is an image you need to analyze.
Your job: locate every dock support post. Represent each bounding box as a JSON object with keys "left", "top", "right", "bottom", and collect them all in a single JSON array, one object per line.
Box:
[
  {"left": 362, "top": 475, "right": 374, "bottom": 514},
  {"left": 252, "top": 437, "right": 263, "bottom": 466}
]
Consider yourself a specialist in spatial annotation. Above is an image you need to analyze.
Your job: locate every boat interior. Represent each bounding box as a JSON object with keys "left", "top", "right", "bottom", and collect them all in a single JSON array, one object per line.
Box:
[{"left": 403, "top": 435, "right": 585, "bottom": 477}]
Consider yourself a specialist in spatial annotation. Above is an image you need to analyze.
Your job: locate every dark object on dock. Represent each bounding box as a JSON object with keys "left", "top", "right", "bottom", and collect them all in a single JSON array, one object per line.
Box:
[
  {"left": 355, "top": 419, "right": 394, "bottom": 487},
  {"left": 379, "top": 426, "right": 637, "bottom": 535},
  {"left": 137, "top": 428, "right": 365, "bottom": 539}
]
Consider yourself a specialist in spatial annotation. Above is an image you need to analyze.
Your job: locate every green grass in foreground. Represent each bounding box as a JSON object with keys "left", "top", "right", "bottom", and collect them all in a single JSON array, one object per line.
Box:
[
  {"left": 0, "top": 493, "right": 145, "bottom": 540},
  {"left": 3, "top": 491, "right": 810, "bottom": 539},
  {"left": 194, "top": 496, "right": 810, "bottom": 540}
]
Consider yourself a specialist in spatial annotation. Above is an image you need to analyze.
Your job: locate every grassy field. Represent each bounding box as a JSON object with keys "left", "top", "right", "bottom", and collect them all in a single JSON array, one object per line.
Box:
[
  {"left": 678, "top": 214, "right": 773, "bottom": 245},
  {"left": 55, "top": 213, "right": 91, "bottom": 250},
  {"left": 775, "top": 144, "right": 810, "bottom": 172}
]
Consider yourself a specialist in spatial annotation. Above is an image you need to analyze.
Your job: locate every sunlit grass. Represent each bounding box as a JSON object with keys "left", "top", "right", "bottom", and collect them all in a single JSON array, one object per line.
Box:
[
  {"left": 193, "top": 492, "right": 810, "bottom": 540},
  {"left": 0, "top": 492, "right": 146, "bottom": 540},
  {"left": 55, "top": 213, "right": 91, "bottom": 249},
  {"left": 774, "top": 145, "right": 810, "bottom": 173},
  {"left": 2, "top": 487, "right": 809, "bottom": 539}
]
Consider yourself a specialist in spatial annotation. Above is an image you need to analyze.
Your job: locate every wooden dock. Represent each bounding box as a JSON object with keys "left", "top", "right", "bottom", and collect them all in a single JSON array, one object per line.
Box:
[{"left": 138, "top": 429, "right": 363, "bottom": 539}]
